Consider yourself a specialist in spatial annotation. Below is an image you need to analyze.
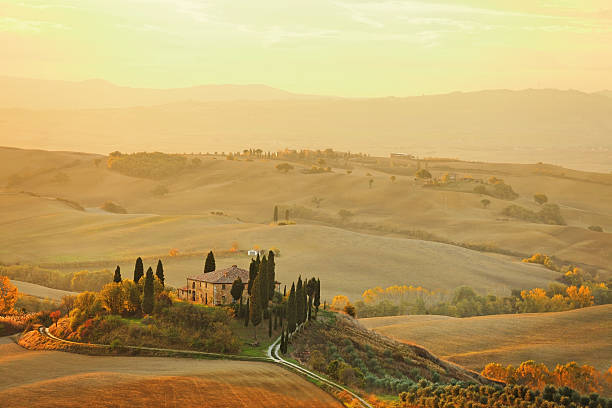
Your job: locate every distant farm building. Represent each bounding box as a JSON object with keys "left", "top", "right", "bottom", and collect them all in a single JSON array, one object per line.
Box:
[
  {"left": 247, "top": 249, "right": 258, "bottom": 256},
  {"left": 177, "top": 265, "right": 249, "bottom": 306},
  {"left": 390, "top": 153, "right": 416, "bottom": 159}
]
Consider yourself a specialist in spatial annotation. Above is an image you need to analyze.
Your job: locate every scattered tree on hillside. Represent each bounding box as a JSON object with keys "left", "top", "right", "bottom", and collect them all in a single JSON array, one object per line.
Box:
[
  {"left": 287, "top": 283, "right": 297, "bottom": 332},
  {"left": 275, "top": 163, "right": 294, "bottom": 173},
  {"left": 285, "top": 209, "right": 290, "bottom": 222},
  {"left": 231, "top": 277, "right": 245, "bottom": 303},
  {"left": 338, "top": 209, "right": 354, "bottom": 223},
  {"left": 311, "top": 197, "right": 324, "bottom": 208},
  {"left": 155, "top": 259, "right": 164, "bottom": 286},
  {"left": 142, "top": 267, "right": 155, "bottom": 315},
  {"left": 415, "top": 168, "right": 432, "bottom": 179},
  {"left": 588, "top": 225, "right": 604, "bottom": 232},
  {"left": 0, "top": 276, "right": 18, "bottom": 314},
  {"left": 481, "top": 199, "right": 491, "bottom": 208},
  {"left": 344, "top": 303, "right": 356, "bottom": 317},
  {"left": 113, "top": 265, "right": 122, "bottom": 283},
  {"left": 204, "top": 251, "right": 216, "bottom": 273},
  {"left": 133, "top": 257, "right": 144, "bottom": 283},
  {"left": 534, "top": 193, "right": 548, "bottom": 205},
  {"left": 273, "top": 205, "right": 279, "bottom": 223},
  {"left": 368, "top": 178, "right": 374, "bottom": 189},
  {"left": 390, "top": 175, "right": 396, "bottom": 183}
]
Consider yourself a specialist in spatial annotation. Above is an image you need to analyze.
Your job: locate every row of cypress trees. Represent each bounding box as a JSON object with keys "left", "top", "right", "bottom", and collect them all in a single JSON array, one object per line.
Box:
[{"left": 280, "top": 276, "right": 320, "bottom": 354}]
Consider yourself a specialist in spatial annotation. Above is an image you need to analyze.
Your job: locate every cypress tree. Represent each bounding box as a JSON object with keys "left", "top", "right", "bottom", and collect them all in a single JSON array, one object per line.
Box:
[
  {"left": 268, "top": 312, "right": 272, "bottom": 338},
  {"left": 287, "top": 283, "right": 296, "bottom": 333},
  {"left": 296, "top": 277, "right": 304, "bottom": 325},
  {"left": 142, "top": 267, "right": 155, "bottom": 315},
  {"left": 273, "top": 205, "right": 278, "bottom": 223},
  {"left": 204, "top": 251, "right": 216, "bottom": 273},
  {"left": 155, "top": 259, "right": 164, "bottom": 286},
  {"left": 231, "top": 277, "right": 245, "bottom": 303},
  {"left": 303, "top": 284, "right": 308, "bottom": 323},
  {"left": 259, "top": 256, "right": 268, "bottom": 310},
  {"left": 283, "top": 285, "right": 286, "bottom": 297},
  {"left": 133, "top": 257, "right": 144, "bottom": 283},
  {"left": 267, "top": 251, "right": 276, "bottom": 300},
  {"left": 247, "top": 258, "right": 257, "bottom": 295},
  {"left": 314, "top": 278, "right": 321, "bottom": 318},
  {"left": 244, "top": 299, "right": 250, "bottom": 327},
  {"left": 285, "top": 209, "right": 289, "bottom": 221},
  {"left": 306, "top": 278, "right": 316, "bottom": 321},
  {"left": 249, "top": 271, "right": 262, "bottom": 341},
  {"left": 113, "top": 265, "right": 122, "bottom": 283}
]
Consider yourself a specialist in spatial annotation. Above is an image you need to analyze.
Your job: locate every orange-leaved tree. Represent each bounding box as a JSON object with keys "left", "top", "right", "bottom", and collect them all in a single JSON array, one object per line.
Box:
[{"left": 0, "top": 276, "right": 18, "bottom": 314}]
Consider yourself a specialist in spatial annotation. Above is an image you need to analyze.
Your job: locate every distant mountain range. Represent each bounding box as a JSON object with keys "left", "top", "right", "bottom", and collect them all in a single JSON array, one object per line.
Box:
[
  {"left": 0, "top": 76, "right": 325, "bottom": 109},
  {"left": 1, "top": 77, "right": 611, "bottom": 172}
]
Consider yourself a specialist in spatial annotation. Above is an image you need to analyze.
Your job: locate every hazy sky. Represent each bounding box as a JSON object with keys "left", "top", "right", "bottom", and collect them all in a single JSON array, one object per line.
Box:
[{"left": 1, "top": 0, "right": 611, "bottom": 96}]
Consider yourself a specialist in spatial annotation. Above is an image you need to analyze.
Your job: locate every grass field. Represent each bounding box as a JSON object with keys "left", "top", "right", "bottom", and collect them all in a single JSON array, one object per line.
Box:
[
  {"left": 0, "top": 337, "right": 341, "bottom": 408},
  {"left": 359, "top": 305, "right": 612, "bottom": 371}
]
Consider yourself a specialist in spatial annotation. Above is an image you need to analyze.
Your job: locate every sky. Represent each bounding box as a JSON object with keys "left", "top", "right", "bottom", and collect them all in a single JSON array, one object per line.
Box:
[{"left": 1, "top": 0, "right": 611, "bottom": 96}]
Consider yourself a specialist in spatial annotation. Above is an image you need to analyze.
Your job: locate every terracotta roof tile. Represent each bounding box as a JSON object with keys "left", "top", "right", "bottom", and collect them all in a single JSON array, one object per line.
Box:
[{"left": 188, "top": 265, "right": 249, "bottom": 284}]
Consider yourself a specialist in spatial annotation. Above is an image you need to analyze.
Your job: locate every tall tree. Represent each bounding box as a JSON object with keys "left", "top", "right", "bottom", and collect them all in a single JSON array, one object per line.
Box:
[
  {"left": 244, "top": 299, "right": 250, "bottom": 327},
  {"left": 287, "top": 283, "right": 296, "bottom": 333},
  {"left": 204, "top": 251, "right": 216, "bottom": 273},
  {"left": 285, "top": 209, "right": 290, "bottom": 222},
  {"left": 273, "top": 205, "right": 279, "bottom": 223},
  {"left": 142, "top": 267, "right": 155, "bottom": 315},
  {"left": 267, "top": 251, "right": 276, "bottom": 300},
  {"left": 306, "top": 278, "right": 316, "bottom": 321},
  {"left": 248, "top": 258, "right": 258, "bottom": 295},
  {"left": 249, "top": 272, "right": 262, "bottom": 341},
  {"left": 259, "top": 256, "right": 268, "bottom": 310},
  {"left": 296, "top": 277, "right": 305, "bottom": 325},
  {"left": 268, "top": 312, "right": 272, "bottom": 338},
  {"left": 113, "top": 265, "right": 122, "bottom": 283},
  {"left": 230, "top": 277, "right": 245, "bottom": 303},
  {"left": 314, "top": 278, "right": 321, "bottom": 318},
  {"left": 133, "top": 257, "right": 144, "bottom": 283},
  {"left": 155, "top": 259, "right": 164, "bottom": 286}
]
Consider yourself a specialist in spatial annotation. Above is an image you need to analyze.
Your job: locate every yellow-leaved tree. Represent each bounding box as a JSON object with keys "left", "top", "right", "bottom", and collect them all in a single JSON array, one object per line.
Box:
[{"left": 0, "top": 276, "right": 19, "bottom": 314}]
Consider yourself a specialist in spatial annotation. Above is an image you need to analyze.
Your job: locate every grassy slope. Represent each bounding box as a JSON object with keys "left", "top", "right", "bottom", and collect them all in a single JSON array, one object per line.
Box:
[
  {"left": 0, "top": 338, "right": 341, "bottom": 408},
  {"left": 360, "top": 305, "right": 612, "bottom": 371}
]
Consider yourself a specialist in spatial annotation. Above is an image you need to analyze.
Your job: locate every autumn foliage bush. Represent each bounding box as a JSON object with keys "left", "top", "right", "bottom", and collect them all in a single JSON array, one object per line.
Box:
[{"left": 482, "top": 360, "right": 612, "bottom": 396}]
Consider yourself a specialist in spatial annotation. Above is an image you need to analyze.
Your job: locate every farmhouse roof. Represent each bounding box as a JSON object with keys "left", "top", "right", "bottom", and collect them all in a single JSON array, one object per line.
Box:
[{"left": 188, "top": 265, "right": 249, "bottom": 284}]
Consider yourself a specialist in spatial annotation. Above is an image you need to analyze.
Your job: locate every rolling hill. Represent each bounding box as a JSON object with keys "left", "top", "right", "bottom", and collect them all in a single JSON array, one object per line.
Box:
[
  {"left": 360, "top": 305, "right": 612, "bottom": 371},
  {"left": 0, "top": 337, "right": 341, "bottom": 408}
]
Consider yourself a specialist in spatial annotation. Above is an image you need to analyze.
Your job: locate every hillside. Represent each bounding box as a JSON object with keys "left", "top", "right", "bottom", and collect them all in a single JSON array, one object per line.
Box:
[
  {"left": 0, "top": 337, "right": 341, "bottom": 408},
  {"left": 1, "top": 87, "right": 612, "bottom": 171},
  {"left": 360, "top": 305, "right": 612, "bottom": 371}
]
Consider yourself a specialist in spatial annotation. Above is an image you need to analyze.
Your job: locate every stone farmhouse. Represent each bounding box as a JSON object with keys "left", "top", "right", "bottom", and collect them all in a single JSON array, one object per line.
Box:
[{"left": 177, "top": 265, "right": 249, "bottom": 306}]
